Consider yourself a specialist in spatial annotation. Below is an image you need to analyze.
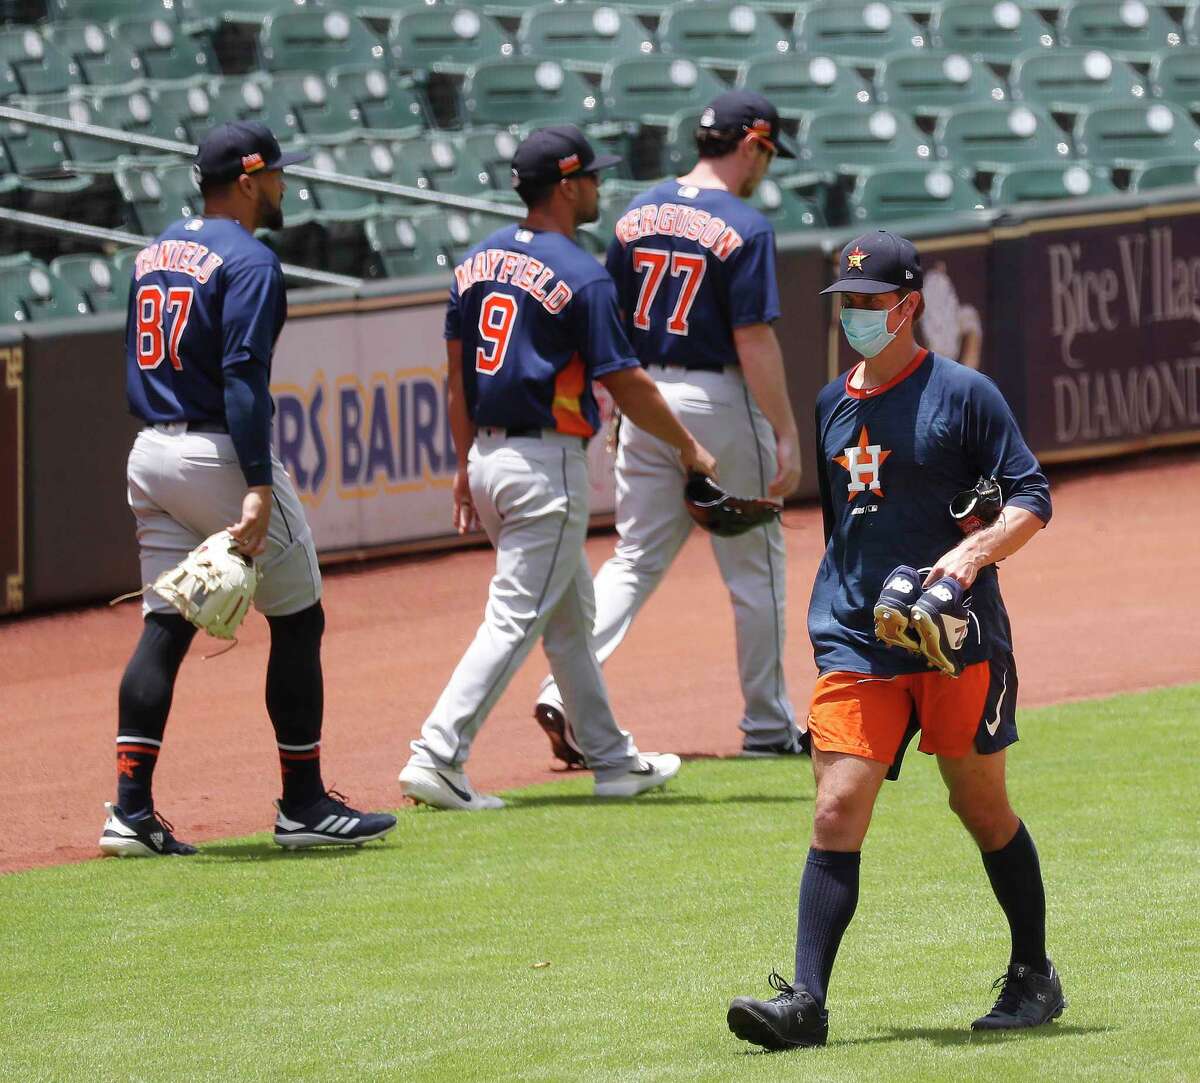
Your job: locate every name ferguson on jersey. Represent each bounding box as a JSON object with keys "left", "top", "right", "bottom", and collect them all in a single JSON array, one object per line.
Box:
[
  {"left": 614, "top": 203, "right": 745, "bottom": 260},
  {"left": 454, "top": 249, "right": 574, "bottom": 314},
  {"left": 134, "top": 240, "right": 225, "bottom": 284}
]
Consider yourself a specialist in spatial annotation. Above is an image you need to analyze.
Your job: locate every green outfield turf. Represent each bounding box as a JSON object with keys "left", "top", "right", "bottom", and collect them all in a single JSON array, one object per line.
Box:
[{"left": 4, "top": 685, "right": 1199, "bottom": 1082}]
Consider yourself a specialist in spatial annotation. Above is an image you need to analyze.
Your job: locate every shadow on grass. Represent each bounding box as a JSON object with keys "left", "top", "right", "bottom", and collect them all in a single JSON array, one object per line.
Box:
[
  {"left": 502, "top": 792, "right": 809, "bottom": 810},
  {"left": 196, "top": 841, "right": 396, "bottom": 863},
  {"left": 834, "top": 1023, "right": 1113, "bottom": 1049}
]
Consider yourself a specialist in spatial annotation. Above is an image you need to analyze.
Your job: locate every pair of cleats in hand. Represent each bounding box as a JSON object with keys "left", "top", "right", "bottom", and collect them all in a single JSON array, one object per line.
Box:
[{"left": 873, "top": 565, "right": 972, "bottom": 678}]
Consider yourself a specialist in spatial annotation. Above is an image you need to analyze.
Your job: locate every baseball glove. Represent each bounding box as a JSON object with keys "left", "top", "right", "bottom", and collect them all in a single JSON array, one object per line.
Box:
[
  {"left": 151, "top": 530, "right": 259, "bottom": 639},
  {"left": 684, "top": 472, "right": 781, "bottom": 537},
  {"left": 949, "top": 476, "right": 1003, "bottom": 536}
]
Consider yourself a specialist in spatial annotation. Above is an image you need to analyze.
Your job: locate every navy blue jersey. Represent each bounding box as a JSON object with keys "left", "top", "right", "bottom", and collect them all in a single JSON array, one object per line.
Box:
[
  {"left": 125, "top": 217, "right": 285, "bottom": 486},
  {"left": 808, "top": 350, "right": 1052, "bottom": 675},
  {"left": 605, "top": 180, "right": 780, "bottom": 371},
  {"left": 445, "top": 224, "right": 638, "bottom": 436}
]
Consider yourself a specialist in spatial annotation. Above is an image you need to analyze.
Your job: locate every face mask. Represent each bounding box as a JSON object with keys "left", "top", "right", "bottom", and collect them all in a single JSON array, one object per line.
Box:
[{"left": 839, "top": 297, "right": 909, "bottom": 358}]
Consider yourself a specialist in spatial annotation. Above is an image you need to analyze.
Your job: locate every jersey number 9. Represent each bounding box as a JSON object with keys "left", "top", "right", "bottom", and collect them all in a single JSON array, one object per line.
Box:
[
  {"left": 475, "top": 292, "right": 517, "bottom": 375},
  {"left": 136, "top": 284, "right": 194, "bottom": 371},
  {"left": 631, "top": 248, "right": 706, "bottom": 336}
]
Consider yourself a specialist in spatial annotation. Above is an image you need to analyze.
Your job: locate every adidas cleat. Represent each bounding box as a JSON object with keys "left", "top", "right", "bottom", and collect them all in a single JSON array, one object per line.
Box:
[
  {"left": 909, "top": 576, "right": 972, "bottom": 678},
  {"left": 873, "top": 564, "right": 923, "bottom": 654},
  {"left": 273, "top": 789, "right": 397, "bottom": 849},
  {"left": 99, "top": 802, "right": 197, "bottom": 857}
]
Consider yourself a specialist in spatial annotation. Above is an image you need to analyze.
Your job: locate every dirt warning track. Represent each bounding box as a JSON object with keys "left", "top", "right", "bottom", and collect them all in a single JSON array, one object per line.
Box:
[{"left": 1, "top": 450, "right": 1195, "bottom": 874}]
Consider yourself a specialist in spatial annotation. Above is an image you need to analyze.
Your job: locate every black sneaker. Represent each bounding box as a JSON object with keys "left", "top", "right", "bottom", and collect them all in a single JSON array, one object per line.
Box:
[
  {"left": 972, "top": 961, "right": 1067, "bottom": 1030},
  {"left": 739, "top": 730, "right": 811, "bottom": 758},
  {"left": 98, "top": 802, "right": 198, "bottom": 857},
  {"left": 533, "top": 703, "right": 586, "bottom": 769},
  {"left": 727, "top": 971, "right": 829, "bottom": 1051},
  {"left": 273, "top": 789, "right": 397, "bottom": 849}
]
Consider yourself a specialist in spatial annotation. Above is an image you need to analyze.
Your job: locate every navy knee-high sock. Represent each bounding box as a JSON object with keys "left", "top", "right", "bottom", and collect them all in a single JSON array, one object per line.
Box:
[
  {"left": 980, "top": 821, "right": 1049, "bottom": 975},
  {"left": 793, "top": 848, "right": 861, "bottom": 1007},
  {"left": 266, "top": 602, "right": 326, "bottom": 810},
  {"left": 115, "top": 612, "right": 196, "bottom": 816}
]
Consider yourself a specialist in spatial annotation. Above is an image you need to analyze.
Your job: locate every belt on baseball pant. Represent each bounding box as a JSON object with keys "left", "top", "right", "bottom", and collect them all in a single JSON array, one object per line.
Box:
[
  {"left": 477, "top": 425, "right": 587, "bottom": 449},
  {"left": 148, "top": 420, "right": 229, "bottom": 435}
]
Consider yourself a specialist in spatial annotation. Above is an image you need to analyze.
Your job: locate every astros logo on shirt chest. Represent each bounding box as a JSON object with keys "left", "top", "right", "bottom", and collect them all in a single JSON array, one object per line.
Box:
[{"left": 833, "top": 425, "right": 891, "bottom": 502}]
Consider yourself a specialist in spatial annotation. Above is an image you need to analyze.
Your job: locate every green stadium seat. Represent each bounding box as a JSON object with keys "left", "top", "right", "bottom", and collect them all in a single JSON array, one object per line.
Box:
[
  {"left": 260, "top": 9, "right": 387, "bottom": 73},
  {"left": 10, "top": 92, "right": 120, "bottom": 170},
  {"left": 750, "top": 175, "right": 826, "bottom": 232},
  {"left": 178, "top": 0, "right": 308, "bottom": 29},
  {"left": 1127, "top": 156, "right": 1200, "bottom": 192},
  {"left": 1058, "top": 0, "right": 1182, "bottom": 65},
  {"left": 388, "top": 6, "right": 512, "bottom": 75},
  {"left": 461, "top": 58, "right": 602, "bottom": 128},
  {"left": 458, "top": 125, "right": 521, "bottom": 188},
  {"left": 111, "top": 17, "right": 219, "bottom": 84},
  {"left": 1188, "top": 3, "right": 1200, "bottom": 47},
  {"left": 47, "top": 0, "right": 176, "bottom": 19},
  {"left": 0, "top": 115, "right": 96, "bottom": 198},
  {"left": 1010, "top": 48, "right": 1145, "bottom": 115},
  {"left": 271, "top": 72, "right": 363, "bottom": 143},
  {"left": 1149, "top": 47, "right": 1200, "bottom": 113},
  {"left": 49, "top": 253, "right": 129, "bottom": 313},
  {"left": 116, "top": 160, "right": 203, "bottom": 235},
  {"left": 929, "top": 1, "right": 1055, "bottom": 67},
  {"left": 601, "top": 56, "right": 728, "bottom": 126},
  {"left": 206, "top": 75, "right": 299, "bottom": 141},
  {"left": 935, "top": 103, "right": 1069, "bottom": 171},
  {"left": 658, "top": 2, "right": 790, "bottom": 67},
  {"left": 43, "top": 21, "right": 144, "bottom": 88},
  {"left": 518, "top": 4, "right": 653, "bottom": 75},
  {"left": 142, "top": 82, "right": 227, "bottom": 145},
  {"left": 988, "top": 161, "right": 1117, "bottom": 205},
  {"left": 110, "top": 246, "right": 139, "bottom": 282},
  {"left": 328, "top": 65, "right": 427, "bottom": 138},
  {"left": 0, "top": 61, "right": 21, "bottom": 100},
  {"left": 738, "top": 54, "right": 871, "bottom": 119},
  {"left": 849, "top": 163, "right": 983, "bottom": 223},
  {"left": 794, "top": 2, "right": 927, "bottom": 68},
  {"left": 799, "top": 106, "right": 932, "bottom": 172},
  {"left": 1073, "top": 101, "right": 1200, "bottom": 166},
  {"left": 0, "top": 29, "right": 80, "bottom": 97},
  {"left": 0, "top": 254, "right": 89, "bottom": 324},
  {"left": 364, "top": 211, "right": 453, "bottom": 278},
  {"left": 397, "top": 132, "right": 495, "bottom": 196},
  {"left": 84, "top": 85, "right": 185, "bottom": 147},
  {"left": 307, "top": 140, "right": 427, "bottom": 222},
  {"left": 875, "top": 50, "right": 1006, "bottom": 118}
]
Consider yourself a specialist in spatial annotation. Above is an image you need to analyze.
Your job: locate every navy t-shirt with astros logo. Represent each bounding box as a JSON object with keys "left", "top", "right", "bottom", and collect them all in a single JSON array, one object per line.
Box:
[
  {"left": 445, "top": 224, "right": 639, "bottom": 437},
  {"left": 808, "top": 349, "right": 1053, "bottom": 676}
]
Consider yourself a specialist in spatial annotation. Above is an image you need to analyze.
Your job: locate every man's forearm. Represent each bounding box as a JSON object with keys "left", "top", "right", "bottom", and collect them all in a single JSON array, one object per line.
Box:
[
  {"left": 446, "top": 340, "right": 475, "bottom": 466},
  {"left": 959, "top": 505, "right": 1046, "bottom": 569},
  {"left": 734, "top": 324, "right": 798, "bottom": 440}
]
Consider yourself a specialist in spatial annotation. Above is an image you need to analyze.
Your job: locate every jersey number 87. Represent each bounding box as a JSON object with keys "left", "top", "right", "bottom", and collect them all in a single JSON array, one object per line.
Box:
[{"left": 136, "top": 284, "right": 194, "bottom": 371}]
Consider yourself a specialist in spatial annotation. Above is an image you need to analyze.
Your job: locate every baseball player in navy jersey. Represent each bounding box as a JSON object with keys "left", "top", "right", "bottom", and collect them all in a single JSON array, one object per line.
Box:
[
  {"left": 532, "top": 91, "right": 804, "bottom": 764},
  {"left": 398, "top": 125, "right": 718, "bottom": 811},
  {"left": 727, "top": 231, "right": 1064, "bottom": 1050},
  {"left": 99, "top": 122, "right": 395, "bottom": 857}
]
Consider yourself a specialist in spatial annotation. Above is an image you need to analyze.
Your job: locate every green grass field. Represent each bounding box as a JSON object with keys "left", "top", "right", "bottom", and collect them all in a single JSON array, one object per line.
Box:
[{"left": 4, "top": 686, "right": 1199, "bottom": 1082}]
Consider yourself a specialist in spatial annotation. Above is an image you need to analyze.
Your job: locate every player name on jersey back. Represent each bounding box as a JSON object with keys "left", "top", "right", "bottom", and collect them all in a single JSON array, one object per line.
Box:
[
  {"left": 613, "top": 200, "right": 745, "bottom": 261},
  {"left": 453, "top": 247, "right": 573, "bottom": 314},
  {"left": 134, "top": 239, "right": 225, "bottom": 285}
]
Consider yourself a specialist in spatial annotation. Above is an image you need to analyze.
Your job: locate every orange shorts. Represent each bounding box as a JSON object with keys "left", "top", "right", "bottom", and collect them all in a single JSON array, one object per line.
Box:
[{"left": 807, "top": 663, "right": 994, "bottom": 764}]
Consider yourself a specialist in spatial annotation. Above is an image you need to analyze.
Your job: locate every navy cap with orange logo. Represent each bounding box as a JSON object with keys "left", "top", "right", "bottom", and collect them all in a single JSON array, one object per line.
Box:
[
  {"left": 193, "top": 120, "right": 310, "bottom": 186},
  {"left": 510, "top": 124, "right": 622, "bottom": 187},
  {"left": 697, "top": 89, "right": 797, "bottom": 159},
  {"left": 821, "top": 229, "right": 924, "bottom": 294}
]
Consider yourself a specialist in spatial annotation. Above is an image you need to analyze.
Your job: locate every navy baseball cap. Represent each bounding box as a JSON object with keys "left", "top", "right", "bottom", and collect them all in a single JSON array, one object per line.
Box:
[
  {"left": 821, "top": 230, "right": 924, "bottom": 294},
  {"left": 193, "top": 120, "right": 309, "bottom": 186},
  {"left": 510, "top": 124, "right": 622, "bottom": 187},
  {"left": 698, "top": 89, "right": 797, "bottom": 159}
]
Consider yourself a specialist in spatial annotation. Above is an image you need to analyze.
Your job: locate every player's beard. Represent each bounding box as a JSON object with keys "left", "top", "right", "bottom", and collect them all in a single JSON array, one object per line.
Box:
[{"left": 259, "top": 189, "right": 284, "bottom": 231}]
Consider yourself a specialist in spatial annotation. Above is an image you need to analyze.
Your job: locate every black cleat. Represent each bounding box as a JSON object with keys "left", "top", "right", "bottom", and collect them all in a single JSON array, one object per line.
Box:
[
  {"left": 99, "top": 802, "right": 198, "bottom": 857},
  {"left": 533, "top": 703, "right": 586, "bottom": 769},
  {"left": 873, "top": 564, "right": 923, "bottom": 654},
  {"left": 972, "top": 960, "right": 1067, "bottom": 1030},
  {"left": 739, "top": 730, "right": 811, "bottom": 758},
  {"left": 727, "top": 971, "right": 828, "bottom": 1051},
  {"left": 273, "top": 789, "right": 397, "bottom": 849},
  {"left": 909, "top": 576, "right": 972, "bottom": 677}
]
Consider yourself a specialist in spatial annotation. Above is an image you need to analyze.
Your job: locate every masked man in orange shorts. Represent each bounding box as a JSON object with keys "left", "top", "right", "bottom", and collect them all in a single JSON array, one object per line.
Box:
[{"left": 726, "top": 230, "right": 1063, "bottom": 1050}]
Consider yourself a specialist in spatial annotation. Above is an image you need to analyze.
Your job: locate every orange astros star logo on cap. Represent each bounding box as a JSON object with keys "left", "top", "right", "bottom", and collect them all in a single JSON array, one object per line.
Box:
[
  {"left": 846, "top": 246, "right": 869, "bottom": 271},
  {"left": 833, "top": 425, "right": 891, "bottom": 500}
]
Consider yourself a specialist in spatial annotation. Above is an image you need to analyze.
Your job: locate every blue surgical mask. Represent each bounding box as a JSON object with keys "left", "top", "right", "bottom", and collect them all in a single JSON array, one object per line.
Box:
[{"left": 839, "top": 297, "right": 909, "bottom": 358}]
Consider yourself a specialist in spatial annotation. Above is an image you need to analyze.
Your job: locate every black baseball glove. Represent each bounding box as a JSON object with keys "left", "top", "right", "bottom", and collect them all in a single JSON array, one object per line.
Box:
[
  {"left": 684, "top": 472, "right": 781, "bottom": 537},
  {"left": 949, "top": 476, "right": 1003, "bottom": 536}
]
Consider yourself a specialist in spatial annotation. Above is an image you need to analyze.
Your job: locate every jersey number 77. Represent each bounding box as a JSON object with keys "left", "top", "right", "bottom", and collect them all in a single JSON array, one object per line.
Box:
[
  {"left": 136, "top": 284, "right": 194, "bottom": 371},
  {"left": 631, "top": 248, "right": 706, "bottom": 336}
]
